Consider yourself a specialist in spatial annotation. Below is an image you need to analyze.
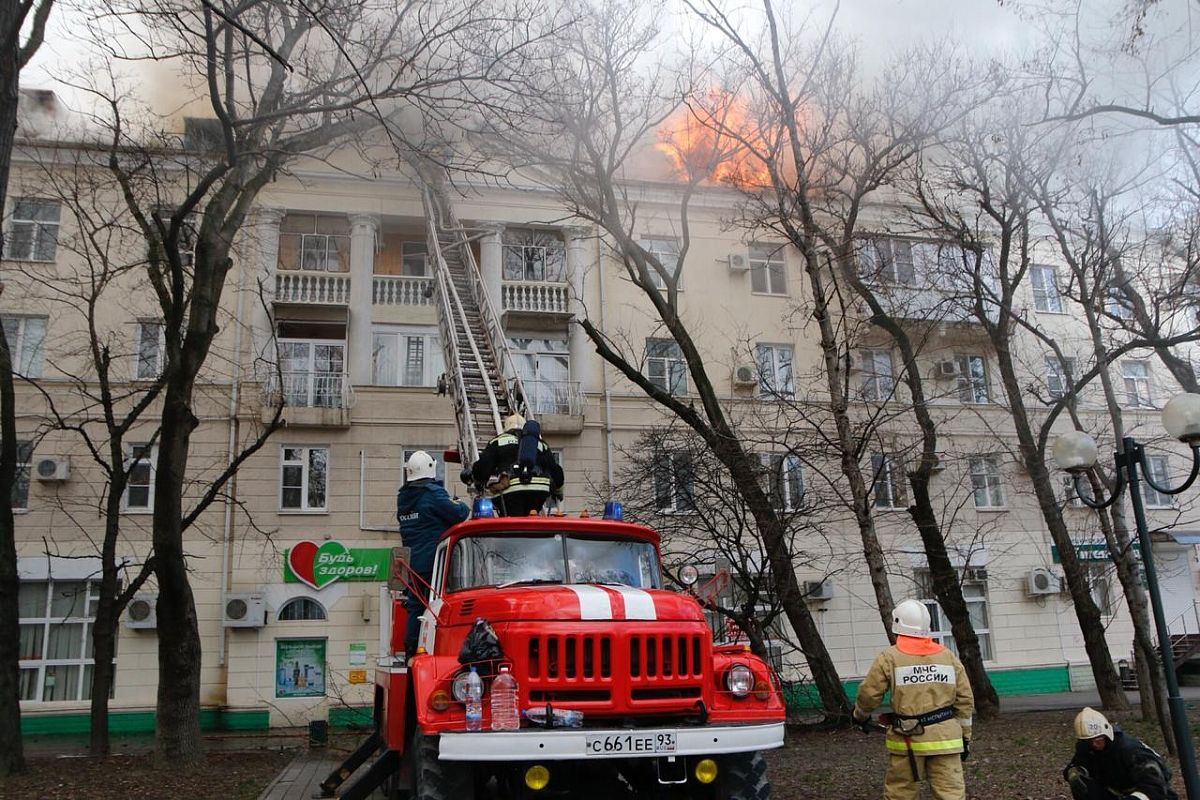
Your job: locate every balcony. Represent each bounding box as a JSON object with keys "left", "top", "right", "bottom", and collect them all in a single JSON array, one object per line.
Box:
[
  {"left": 262, "top": 372, "right": 354, "bottom": 427},
  {"left": 521, "top": 379, "right": 585, "bottom": 434},
  {"left": 373, "top": 275, "right": 434, "bottom": 306},
  {"left": 274, "top": 270, "right": 351, "bottom": 306},
  {"left": 501, "top": 281, "right": 572, "bottom": 330}
]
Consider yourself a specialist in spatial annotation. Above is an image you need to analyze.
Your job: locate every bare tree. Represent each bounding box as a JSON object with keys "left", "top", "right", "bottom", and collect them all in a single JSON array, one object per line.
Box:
[
  {"left": 74, "top": 0, "right": 547, "bottom": 760},
  {"left": 0, "top": 0, "right": 55, "bottom": 777}
]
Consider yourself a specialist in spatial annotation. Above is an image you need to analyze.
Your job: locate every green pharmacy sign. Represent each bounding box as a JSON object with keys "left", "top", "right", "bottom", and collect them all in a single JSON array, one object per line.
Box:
[{"left": 284, "top": 540, "right": 392, "bottom": 589}]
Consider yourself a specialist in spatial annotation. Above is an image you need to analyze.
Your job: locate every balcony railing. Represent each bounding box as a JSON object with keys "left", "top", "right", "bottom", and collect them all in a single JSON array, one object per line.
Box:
[
  {"left": 263, "top": 372, "right": 355, "bottom": 409},
  {"left": 502, "top": 281, "right": 570, "bottom": 315},
  {"left": 373, "top": 275, "right": 434, "bottom": 306},
  {"left": 275, "top": 270, "right": 351, "bottom": 305},
  {"left": 520, "top": 379, "right": 585, "bottom": 416}
]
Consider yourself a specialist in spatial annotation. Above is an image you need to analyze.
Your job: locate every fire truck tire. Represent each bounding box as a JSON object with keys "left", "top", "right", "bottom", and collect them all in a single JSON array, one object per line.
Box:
[
  {"left": 413, "top": 731, "right": 474, "bottom": 800},
  {"left": 717, "top": 750, "right": 770, "bottom": 800}
]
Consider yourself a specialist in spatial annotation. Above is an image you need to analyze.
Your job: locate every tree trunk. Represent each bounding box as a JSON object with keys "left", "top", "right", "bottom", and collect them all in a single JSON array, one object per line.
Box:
[
  {"left": 89, "top": 485, "right": 128, "bottom": 757},
  {"left": 153, "top": 392, "right": 204, "bottom": 763}
]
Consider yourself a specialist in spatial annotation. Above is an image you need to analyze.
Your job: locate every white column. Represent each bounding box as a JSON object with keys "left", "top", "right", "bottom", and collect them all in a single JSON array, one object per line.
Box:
[
  {"left": 347, "top": 214, "right": 379, "bottom": 386},
  {"left": 248, "top": 207, "right": 285, "bottom": 371},
  {"left": 564, "top": 225, "right": 595, "bottom": 394},
  {"left": 477, "top": 222, "right": 505, "bottom": 316}
]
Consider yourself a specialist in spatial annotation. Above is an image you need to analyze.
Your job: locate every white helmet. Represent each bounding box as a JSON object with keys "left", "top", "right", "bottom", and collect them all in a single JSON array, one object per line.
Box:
[
  {"left": 503, "top": 413, "right": 527, "bottom": 431},
  {"left": 1074, "top": 707, "right": 1114, "bottom": 741},
  {"left": 892, "top": 599, "right": 932, "bottom": 637},
  {"left": 405, "top": 450, "right": 437, "bottom": 482}
]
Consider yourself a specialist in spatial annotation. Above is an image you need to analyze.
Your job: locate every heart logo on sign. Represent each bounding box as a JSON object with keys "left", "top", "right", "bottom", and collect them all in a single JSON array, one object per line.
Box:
[
  {"left": 312, "top": 540, "right": 352, "bottom": 589},
  {"left": 288, "top": 541, "right": 320, "bottom": 589}
]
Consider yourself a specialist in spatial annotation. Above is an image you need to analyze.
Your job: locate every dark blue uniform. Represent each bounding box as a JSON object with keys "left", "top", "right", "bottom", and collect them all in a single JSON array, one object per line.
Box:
[
  {"left": 1064, "top": 729, "right": 1178, "bottom": 800},
  {"left": 396, "top": 478, "right": 469, "bottom": 656}
]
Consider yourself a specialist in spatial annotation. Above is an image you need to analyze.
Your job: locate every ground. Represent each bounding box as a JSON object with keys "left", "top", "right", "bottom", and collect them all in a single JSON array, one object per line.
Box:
[
  {"left": 769, "top": 709, "right": 1191, "bottom": 800},
  {"left": 0, "top": 748, "right": 294, "bottom": 800}
]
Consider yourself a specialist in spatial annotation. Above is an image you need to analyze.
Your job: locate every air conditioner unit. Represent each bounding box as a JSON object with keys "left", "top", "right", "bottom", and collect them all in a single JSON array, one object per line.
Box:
[
  {"left": 728, "top": 253, "right": 750, "bottom": 272},
  {"left": 934, "top": 360, "right": 959, "bottom": 379},
  {"left": 926, "top": 451, "right": 948, "bottom": 472},
  {"left": 35, "top": 456, "right": 70, "bottom": 482},
  {"left": 733, "top": 364, "right": 759, "bottom": 387},
  {"left": 804, "top": 580, "right": 834, "bottom": 601},
  {"left": 222, "top": 592, "right": 266, "bottom": 628},
  {"left": 1026, "top": 568, "right": 1059, "bottom": 597},
  {"left": 125, "top": 593, "right": 157, "bottom": 629}
]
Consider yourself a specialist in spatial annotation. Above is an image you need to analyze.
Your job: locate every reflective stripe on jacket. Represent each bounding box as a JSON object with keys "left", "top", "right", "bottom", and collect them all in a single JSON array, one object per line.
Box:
[{"left": 853, "top": 642, "right": 974, "bottom": 757}]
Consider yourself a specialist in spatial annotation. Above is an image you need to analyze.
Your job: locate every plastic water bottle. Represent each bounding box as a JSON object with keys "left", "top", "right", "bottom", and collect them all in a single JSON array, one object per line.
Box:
[
  {"left": 464, "top": 666, "right": 483, "bottom": 731},
  {"left": 490, "top": 666, "right": 520, "bottom": 730}
]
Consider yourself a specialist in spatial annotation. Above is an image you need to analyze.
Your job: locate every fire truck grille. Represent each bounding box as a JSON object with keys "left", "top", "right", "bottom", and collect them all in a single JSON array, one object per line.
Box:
[
  {"left": 527, "top": 634, "right": 611, "bottom": 679},
  {"left": 628, "top": 634, "right": 703, "bottom": 679}
]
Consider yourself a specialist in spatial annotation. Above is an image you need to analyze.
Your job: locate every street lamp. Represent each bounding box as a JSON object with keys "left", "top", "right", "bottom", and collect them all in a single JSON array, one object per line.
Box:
[{"left": 1053, "top": 392, "right": 1200, "bottom": 800}]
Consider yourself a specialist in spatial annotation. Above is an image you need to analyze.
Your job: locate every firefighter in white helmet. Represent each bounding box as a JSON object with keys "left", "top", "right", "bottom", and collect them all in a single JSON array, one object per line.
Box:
[
  {"left": 852, "top": 599, "right": 975, "bottom": 800},
  {"left": 1063, "top": 707, "right": 1178, "bottom": 800}
]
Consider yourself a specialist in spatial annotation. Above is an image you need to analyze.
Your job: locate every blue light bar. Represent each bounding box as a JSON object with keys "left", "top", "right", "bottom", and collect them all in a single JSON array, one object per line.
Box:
[
  {"left": 472, "top": 497, "right": 495, "bottom": 518},
  {"left": 602, "top": 500, "right": 623, "bottom": 521}
]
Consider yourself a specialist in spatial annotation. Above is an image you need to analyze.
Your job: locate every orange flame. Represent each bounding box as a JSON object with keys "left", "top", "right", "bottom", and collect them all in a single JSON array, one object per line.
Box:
[{"left": 655, "top": 91, "right": 772, "bottom": 188}]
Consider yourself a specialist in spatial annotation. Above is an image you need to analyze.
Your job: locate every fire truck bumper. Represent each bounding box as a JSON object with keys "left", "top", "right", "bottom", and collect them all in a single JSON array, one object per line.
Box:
[{"left": 437, "top": 721, "right": 784, "bottom": 761}]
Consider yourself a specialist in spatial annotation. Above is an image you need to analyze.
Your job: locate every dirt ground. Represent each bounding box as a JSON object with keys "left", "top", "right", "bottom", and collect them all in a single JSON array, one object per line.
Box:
[
  {"left": 768, "top": 708, "right": 1191, "bottom": 800},
  {"left": 0, "top": 749, "right": 294, "bottom": 800}
]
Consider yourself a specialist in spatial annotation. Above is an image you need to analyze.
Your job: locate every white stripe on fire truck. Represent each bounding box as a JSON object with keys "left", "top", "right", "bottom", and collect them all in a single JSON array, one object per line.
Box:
[
  {"left": 565, "top": 585, "right": 613, "bottom": 619},
  {"left": 611, "top": 587, "right": 657, "bottom": 620}
]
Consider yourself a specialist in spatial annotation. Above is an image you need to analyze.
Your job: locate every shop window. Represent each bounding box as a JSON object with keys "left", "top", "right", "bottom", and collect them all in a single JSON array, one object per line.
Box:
[
  {"left": 277, "top": 597, "right": 327, "bottom": 621},
  {"left": 19, "top": 579, "right": 108, "bottom": 702}
]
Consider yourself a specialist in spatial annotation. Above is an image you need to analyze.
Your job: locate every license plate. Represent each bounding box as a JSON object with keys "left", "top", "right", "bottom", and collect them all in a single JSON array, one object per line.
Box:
[{"left": 585, "top": 732, "right": 677, "bottom": 756}]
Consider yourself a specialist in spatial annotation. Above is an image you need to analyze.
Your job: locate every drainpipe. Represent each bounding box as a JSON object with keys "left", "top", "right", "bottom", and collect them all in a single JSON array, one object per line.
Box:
[{"left": 219, "top": 248, "right": 250, "bottom": 669}]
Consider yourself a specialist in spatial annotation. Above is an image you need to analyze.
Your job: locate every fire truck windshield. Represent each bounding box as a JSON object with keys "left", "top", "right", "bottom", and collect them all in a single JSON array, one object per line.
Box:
[{"left": 447, "top": 534, "right": 663, "bottom": 592}]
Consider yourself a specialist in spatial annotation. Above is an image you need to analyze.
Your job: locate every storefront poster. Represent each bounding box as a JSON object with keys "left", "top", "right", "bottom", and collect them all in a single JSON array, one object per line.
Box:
[
  {"left": 276, "top": 638, "right": 327, "bottom": 698},
  {"left": 284, "top": 540, "right": 392, "bottom": 589}
]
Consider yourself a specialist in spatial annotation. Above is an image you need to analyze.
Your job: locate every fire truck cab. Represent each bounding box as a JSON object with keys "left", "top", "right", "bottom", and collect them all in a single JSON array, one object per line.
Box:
[{"left": 358, "top": 506, "right": 784, "bottom": 799}]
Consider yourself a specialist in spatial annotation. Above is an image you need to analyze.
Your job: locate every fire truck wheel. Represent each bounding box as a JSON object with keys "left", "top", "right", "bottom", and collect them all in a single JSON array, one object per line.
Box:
[
  {"left": 413, "top": 731, "right": 474, "bottom": 800},
  {"left": 717, "top": 750, "right": 770, "bottom": 800}
]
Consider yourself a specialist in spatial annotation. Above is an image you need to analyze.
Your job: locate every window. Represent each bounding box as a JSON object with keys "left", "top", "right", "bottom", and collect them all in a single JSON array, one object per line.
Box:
[
  {"left": 133, "top": 321, "right": 165, "bottom": 380},
  {"left": 764, "top": 453, "right": 804, "bottom": 511},
  {"left": 1045, "top": 356, "right": 1076, "bottom": 400},
  {"left": 12, "top": 440, "right": 32, "bottom": 510},
  {"left": 871, "top": 454, "right": 905, "bottom": 510},
  {"left": 1106, "top": 286, "right": 1134, "bottom": 320},
  {"left": 502, "top": 228, "right": 566, "bottom": 282},
  {"left": 373, "top": 327, "right": 443, "bottom": 387},
  {"left": 1031, "top": 265, "right": 1063, "bottom": 313},
  {"left": 402, "top": 448, "right": 447, "bottom": 486},
  {"left": 1142, "top": 455, "right": 1172, "bottom": 508},
  {"left": 654, "top": 452, "right": 695, "bottom": 513},
  {"left": 968, "top": 456, "right": 1005, "bottom": 509},
  {"left": 756, "top": 344, "right": 794, "bottom": 398},
  {"left": 646, "top": 338, "right": 687, "bottom": 396},
  {"left": 277, "top": 213, "right": 350, "bottom": 272},
  {"left": 19, "top": 579, "right": 107, "bottom": 702},
  {"left": 278, "top": 339, "right": 346, "bottom": 408},
  {"left": 918, "top": 569, "right": 992, "bottom": 660},
  {"left": 749, "top": 243, "right": 786, "bottom": 295},
  {"left": 1, "top": 316, "right": 47, "bottom": 378},
  {"left": 860, "top": 238, "right": 915, "bottom": 285},
  {"left": 7, "top": 198, "right": 60, "bottom": 262},
  {"left": 401, "top": 241, "right": 428, "bottom": 277},
  {"left": 639, "top": 238, "right": 680, "bottom": 290},
  {"left": 860, "top": 349, "right": 895, "bottom": 402},
  {"left": 123, "top": 443, "right": 155, "bottom": 512},
  {"left": 277, "top": 597, "right": 327, "bottom": 621},
  {"left": 509, "top": 337, "right": 572, "bottom": 414},
  {"left": 280, "top": 446, "right": 328, "bottom": 512},
  {"left": 1121, "top": 360, "right": 1152, "bottom": 408},
  {"left": 956, "top": 354, "right": 989, "bottom": 404}
]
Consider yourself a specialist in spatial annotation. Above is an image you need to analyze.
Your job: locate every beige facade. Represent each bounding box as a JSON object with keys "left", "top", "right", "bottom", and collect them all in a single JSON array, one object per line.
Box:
[{"left": 7, "top": 136, "right": 1199, "bottom": 731}]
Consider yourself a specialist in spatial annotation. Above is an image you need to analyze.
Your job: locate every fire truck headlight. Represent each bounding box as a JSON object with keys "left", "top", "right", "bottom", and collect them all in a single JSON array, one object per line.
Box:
[
  {"left": 694, "top": 758, "right": 718, "bottom": 784},
  {"left": 725, "top": 664, "right": 754, "bottom": 698},
  {"left": 524, "top": 765, "right": 551, "bottom": 791},
  {"left": 429, "top": 689, "right": 452, "bottom": 712},
  {"left": 679, "top": 565, "right": 699, "bottom": 586},
  {"left": 451, "top": 670, "right": 472, "bottom": 702}
]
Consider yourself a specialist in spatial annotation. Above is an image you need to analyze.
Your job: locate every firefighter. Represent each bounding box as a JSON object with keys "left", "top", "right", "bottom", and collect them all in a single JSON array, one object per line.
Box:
[
  {"left": 471, "top": 413, "right": 564, "bottom": 517},
  {"left": 1063, "top": 707, "right": 1178, "bottom": 800},
  {"left": 852, "top": 599, "right": 975, "bottom": 800},
  {"left": 396, "top": 450, "right": 469, "bottom": 657}
]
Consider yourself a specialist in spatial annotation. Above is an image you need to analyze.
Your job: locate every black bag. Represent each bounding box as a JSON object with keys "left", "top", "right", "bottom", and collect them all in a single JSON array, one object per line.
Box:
[{"left": 458, "top": 617, "right": 503, "bottom": 675}]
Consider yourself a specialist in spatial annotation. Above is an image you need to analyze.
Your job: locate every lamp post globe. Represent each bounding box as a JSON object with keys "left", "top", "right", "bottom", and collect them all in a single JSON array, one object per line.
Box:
[
  {"left": 1161, "top": 392, "right": 1200, "bottom": 443},
  {"left": 1052, "top": 430, "right": 1099, "bottom": 473}
]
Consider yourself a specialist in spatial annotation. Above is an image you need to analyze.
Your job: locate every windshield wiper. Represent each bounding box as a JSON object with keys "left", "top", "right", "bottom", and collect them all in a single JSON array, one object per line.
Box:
[{"left": 497, "top": 578, "right": 564, "bottom": 589}]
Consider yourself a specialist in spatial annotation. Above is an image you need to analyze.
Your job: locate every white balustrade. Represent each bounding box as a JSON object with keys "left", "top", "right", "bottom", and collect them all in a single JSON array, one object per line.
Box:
[
  {"left": 274, "top": 271, "right": 351, "bottom": 305},
  {"left": 373, "top": 275, "right": 435, "bottom": 306},
  {"left": 501, "top": 281, "right": 570, "bottom": 314},
  {"left": 263, "top": 372, "right": 354, "bottom": 409}
]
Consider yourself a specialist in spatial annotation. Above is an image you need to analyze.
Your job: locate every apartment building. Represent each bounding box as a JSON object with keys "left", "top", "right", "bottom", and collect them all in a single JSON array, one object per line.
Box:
[{"left": 7, "top": 126, "right": 1199, "bottom": 733}]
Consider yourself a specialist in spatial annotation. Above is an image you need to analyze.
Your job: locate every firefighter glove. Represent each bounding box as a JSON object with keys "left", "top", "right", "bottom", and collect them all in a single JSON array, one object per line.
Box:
[{"left": 960, "top": 738, "right": 970, "bottom": 762}]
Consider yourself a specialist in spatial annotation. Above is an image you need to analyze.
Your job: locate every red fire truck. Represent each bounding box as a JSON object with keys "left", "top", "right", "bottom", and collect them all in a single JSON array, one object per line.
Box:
[{"left": 321, "top": 503, "right": 785, "bottom": 799}]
